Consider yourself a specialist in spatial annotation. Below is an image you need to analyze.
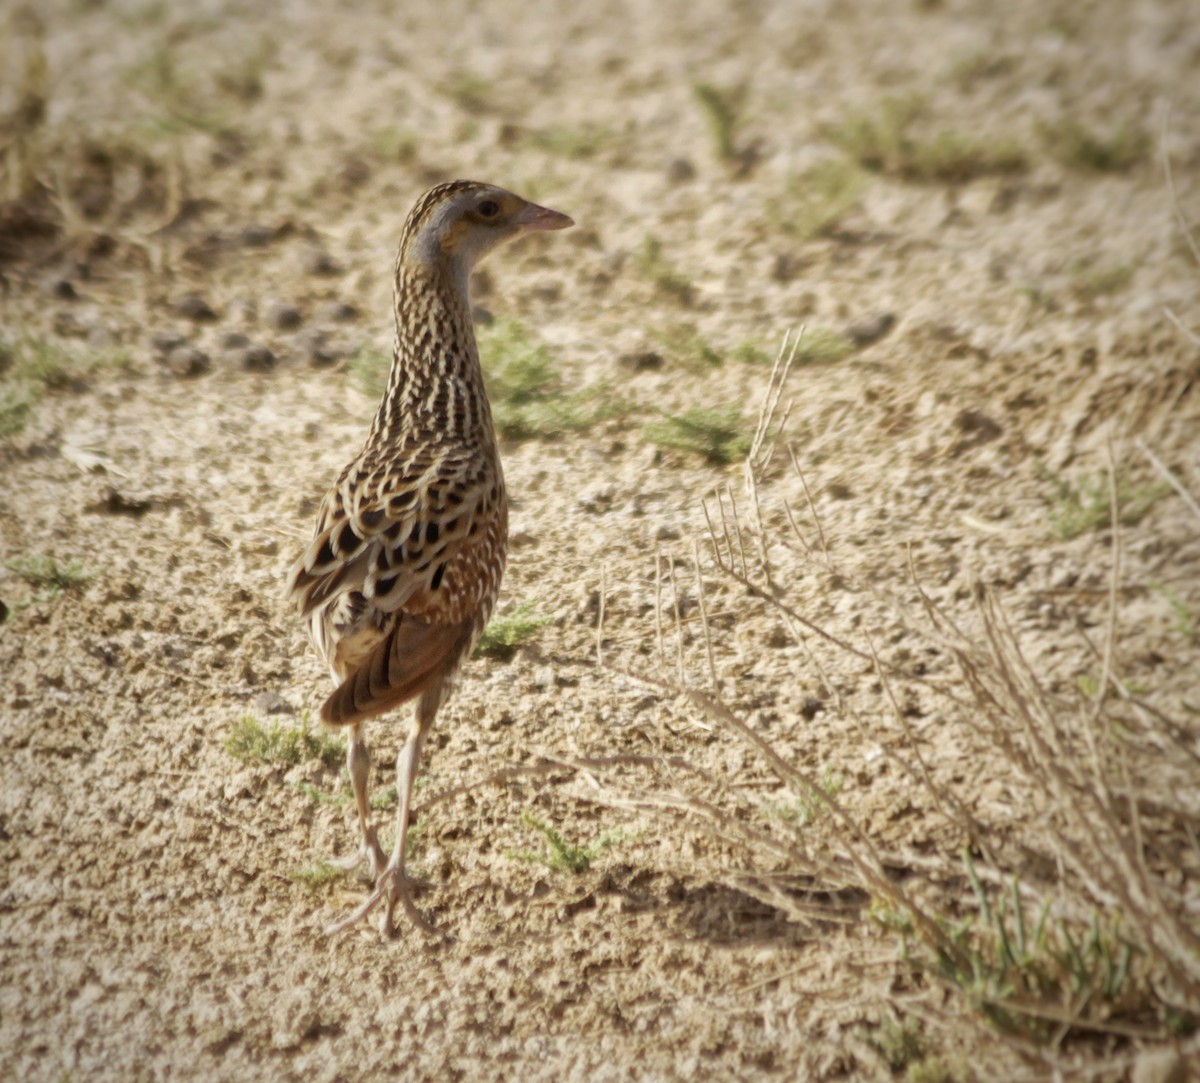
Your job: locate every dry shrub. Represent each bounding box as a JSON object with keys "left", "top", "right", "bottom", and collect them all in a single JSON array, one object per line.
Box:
[{"left": 587, "top": 337, "right": 1200, "bottom": 1073}]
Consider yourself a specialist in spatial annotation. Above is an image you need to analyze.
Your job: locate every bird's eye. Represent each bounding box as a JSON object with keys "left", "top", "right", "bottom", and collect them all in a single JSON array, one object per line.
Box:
[{"left": 477, "top": 200, "right": 501, "bottom": 218}]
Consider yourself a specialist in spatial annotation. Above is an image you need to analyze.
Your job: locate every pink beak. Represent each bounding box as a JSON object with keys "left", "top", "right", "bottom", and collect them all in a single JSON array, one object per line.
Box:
[{"left": 516, "top": 202, "right": 574, "bottom": 232}]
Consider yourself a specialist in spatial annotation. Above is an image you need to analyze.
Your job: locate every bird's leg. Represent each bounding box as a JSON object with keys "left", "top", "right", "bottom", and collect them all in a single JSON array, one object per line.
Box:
[
  {"left": 350, "top": 728, "right": 388, "bottom": 876},
  {"left": 376, "top": 701, "right": 436, "bottom": 937},
  {"left": 324, "top": 694, "right": 442, "bottom": 939},
  {"left": 329, "top": 725, "right": 386, "bottom": 877}
]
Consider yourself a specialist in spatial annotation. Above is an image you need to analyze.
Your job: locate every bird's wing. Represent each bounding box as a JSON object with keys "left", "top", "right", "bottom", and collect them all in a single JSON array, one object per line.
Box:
[{"left": 285, "top": 451, "right": 501, "bottom": 624}]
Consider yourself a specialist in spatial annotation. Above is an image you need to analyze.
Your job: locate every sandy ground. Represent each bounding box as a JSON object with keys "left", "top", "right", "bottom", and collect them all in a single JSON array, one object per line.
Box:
[{"left": 2, "top": 1, "right": 1199, "bottom": 1079}]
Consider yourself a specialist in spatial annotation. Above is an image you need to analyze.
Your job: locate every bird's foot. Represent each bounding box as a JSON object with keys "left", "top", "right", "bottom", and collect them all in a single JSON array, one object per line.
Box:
[
  {"left": 323, "top": 864, "right": 444, "bottom": 940},
  {"left": 329, "top": 827, "right": 388, "bottom": 880}
]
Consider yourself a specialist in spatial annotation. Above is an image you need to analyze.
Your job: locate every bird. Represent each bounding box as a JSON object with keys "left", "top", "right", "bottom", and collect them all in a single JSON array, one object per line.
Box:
[{"left": 285, "top": 180, "right": 573, "bottom": 937}]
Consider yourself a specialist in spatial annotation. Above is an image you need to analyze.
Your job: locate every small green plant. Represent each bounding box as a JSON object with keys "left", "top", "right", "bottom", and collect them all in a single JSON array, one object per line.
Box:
[
  {"left": 524, "top": 123, "right": 613, "bottom": 160},
  {"left": 765, "top": 769, "right": 844, "bottom": 826},
  {"left": 370, "top": 125, "right": 419, "bottom": 162},
  {"left": 1037, "top": 463, "right": 1170, "bottom": 540},
  {"left": 1077, "top": 671, "right": 1149, "bottom": 698},
  {"left": 0, "top": 338, "right": 132, "bottom": 437},
  {"left": 510, "top": 811, "right": 625, "bottom": 874},
  {"left": 1152, "top": 583, "right": 1197, "bottom": 643},
  {"left": 480, "top": 320, "right": 621, "bottom": 440},
  {"left": 732, "top": 341, "right": 772, "bottom": 366},
  {"left": 289, "top": 862, "right": 344, "bottom": 889},
  {"left": 370, "top": 785, "right": 399, "bottom": 810},
  {"left": 474, "top": 599, "right": 552, "bottom": 660},
  {"left": 910, "top": 855, "right": 1143, "bottom": 1042},
  {"left": 1069, "top": 260, "right": 1133, "bottom": 299},
  {"left": 349, "top": 342, "right": 391, "bottom": 399},
  {"left": 1043, "top": 118, "right": 1150, "bottom": 172},
  {"left": 443, "top": 71, "right": 491, "bottom": 113},
  {"left": 644, "top": 406, "right": 751, "bottom": 465},
  {"left": 3, "top": 554, "right": 98, "bottom": 619},
  {"left": 293, "top": 781, "right": 351, "bottom": 808},
  {"left": 0, "top": 384, "right": 34, "bottom": 438},
  {"left": 950, "top": 49, "right": 1016, "bottom": 87},
  {"left": 637, "top": 237, "right": 693, "bottom": 304},
  {"left": 123, "top": 44, "right": 234, "bottom": 134},
  {"left": 654, "top": 324, "right": 724, "bottom": 369},
  {"left": 793, "top": 327, "right": 854, "bottom": 364},
  {"left": 871, "top": 1013, "right": 926, "bottom": 1072},
  {"left": 294, "top": 780, "right": 401, "bottom": 810},
  {"left": 693, "top": 82, "right": 743, "bottom": 163},
  {"left": 778, "top": 158, "right": 869, "bottom": 239},
  {"left": 225, "top": 714, "right": 344, "bottom": 767},
  {"left": 826, "top": 95, "right": 1026, "bottom": 183}
]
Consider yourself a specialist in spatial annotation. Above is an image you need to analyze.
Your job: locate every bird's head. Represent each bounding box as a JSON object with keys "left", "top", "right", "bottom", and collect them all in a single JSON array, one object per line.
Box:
[{"left": 399, "top": 181, "right": 573, "bottom": 283}]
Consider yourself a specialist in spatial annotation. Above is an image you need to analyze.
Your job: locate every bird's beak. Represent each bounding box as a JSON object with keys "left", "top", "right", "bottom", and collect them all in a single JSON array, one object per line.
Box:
[{"left": 515, "top": 202, "right": 574, "bottom": 232}]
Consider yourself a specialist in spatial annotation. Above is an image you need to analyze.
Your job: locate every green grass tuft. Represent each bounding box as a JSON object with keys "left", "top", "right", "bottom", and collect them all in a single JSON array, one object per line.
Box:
[
  {"left": 510, "top": 811, "right": 625, "bottom": 874},
  {"left": 474, "top": 599, "right": 552, "bottom": 660},
  {"left": 289, "top": 862, "right": 344, "bottom": 889},
  {"left": 293, "top": 781, "right": 351, "bottom": 808},
  {"left": 1069, "top": 260, "right": 1134, "bottom": 299},
  {"left": 693, "top": 82, "right": 742, "bottom": 163},
  {"left": 0, "top": 337, "right": 132, "bottom": 438},
  {"left": 3, "top": 554, "right": 98, "bottom": 620},
  {"left": 764, "top": 769, "right": 844, "bottom": 826},
  {"left": 637, "top": 237, "right": 694, "bottom": 304},
  {"left": 524, "top": 123, "right": 614, "bottom": 160},
  {"left": 1043, "top": 118, "right": 1150, "bottom": 172},
  {"left": 443, "top": 71, "right": 491, "bottom": 113},
  {"left": 370, "top": 125, "right": 419, "bottom": 163},
  {"left": 644, "top": 406, "right": 752, "bottom": 465},
  {"left": 1152, "top": 583, "right": 1197, "bottom": 644},
  {"left": 352, "top": 325, "right": 623, "bottom": 443},
  {"left": 886, "top": 853, "right": 1150, "bottom": 1044},
  {"left": 348, "top": 343, "right": 391, "bottom": 399},
  {"left": 826, "top": 95, "right": 1027, "bottom": 183},
  {"left": 1037, "top": 463, "right": 1170, "bottom": 540},
  {"left": 794, "top": 327, "right": 854, "bottom": 364},
  {"left": 654, "top": 324, "right": 724, "bottom": 370},
  {"left": 480, "top": 320, "right": 622, "bottom": 440},
  {"left": 778, "top": 158, "right": 870, "bottom": 239},
  {"left": 225, "top": 714, "right": 344, "bottom": 768}
]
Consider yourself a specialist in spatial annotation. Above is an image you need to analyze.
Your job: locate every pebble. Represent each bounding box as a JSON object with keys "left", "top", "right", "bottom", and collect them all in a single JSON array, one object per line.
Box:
[
  {"left": 264, "top": 300, "right": 302, "bottom": 330},
  {"left": 220, "top": 331, "right": 251, "bottom": 350},
  {"left": 169, "top": 293, "right": 219, "bottom": 322},
  {"left": 47, "top": 278, "right": 78, "bottom": 300},
  {"left": 337, "top": 157, "right": 371, "bottom": 190},
  {"left": 254, "top": 691, "right": 295, "bottom": 716},
  {"left": 667, "top": 158, "right": 696, "bottom": 183},
  {"left": 52, "top": 311, "right": 90, "bottom": 337},
  {"left": 240, "top": 224, "right": 272, "bottom": 247},
  {"left": 152, "top": 330, "right": 188, "bottom": 354},
  {"left": 233, "top": 344, "right": 276, "bottom": 371},
  {"left": 162, "top": 345, "right": 211, "bottom": 378},
  {"left": 619, "top": 350, "right": 664, "bottom": 372},
  {"left": 301, "top": 246, "right": 342, "bottom": 277},
  {"left": 317, "top": 300, "right": 359, "bottom": 323},
  {"left": 845, "top": 312, "right": 896, "bottom": 347},
  {"left": 302, "top": 330, "right": 338, "bottom": 367}
]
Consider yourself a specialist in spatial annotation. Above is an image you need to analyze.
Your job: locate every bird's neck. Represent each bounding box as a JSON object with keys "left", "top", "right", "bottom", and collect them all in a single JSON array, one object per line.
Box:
[{"left": 368, "top": 262, "right": 495, "bottom": 446}]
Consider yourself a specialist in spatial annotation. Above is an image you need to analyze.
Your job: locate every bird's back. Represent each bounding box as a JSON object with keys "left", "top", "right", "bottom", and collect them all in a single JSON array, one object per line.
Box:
[{"left": 286, "top": 180, "right": 570, "bottom": 729}]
